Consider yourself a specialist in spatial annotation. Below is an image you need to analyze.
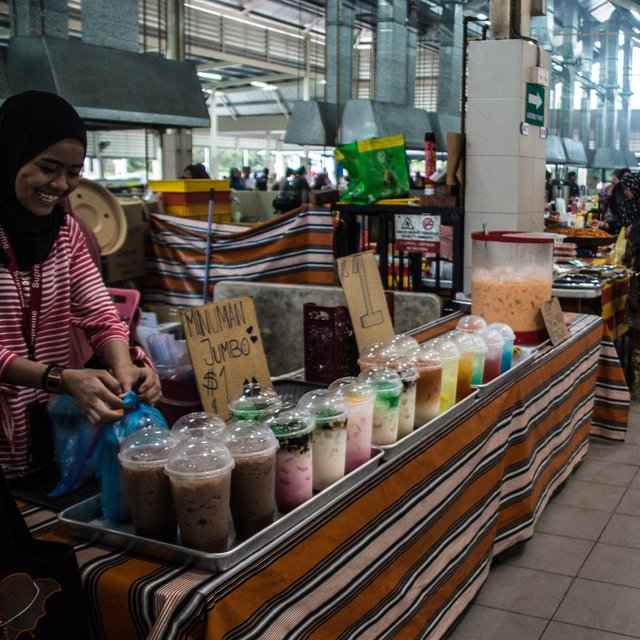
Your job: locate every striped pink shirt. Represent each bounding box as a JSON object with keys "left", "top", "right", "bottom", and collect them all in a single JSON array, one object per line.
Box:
[{"left": 0, "top": 215, "right": 130, "bottom": 469}]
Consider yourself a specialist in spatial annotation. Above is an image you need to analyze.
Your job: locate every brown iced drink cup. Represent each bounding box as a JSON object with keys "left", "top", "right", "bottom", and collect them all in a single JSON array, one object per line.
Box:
[
  {"left": 171, "top": 411, "right": 228, "bottom": 440},
  {"left": 223, "top": 420, "right": 279, "bottom": 540},
  {"left": 164, "top": 436, "right": 235, "bottom": 552},
  {"left": 118, "top": 427, "right": 182, "bottom": 543}
]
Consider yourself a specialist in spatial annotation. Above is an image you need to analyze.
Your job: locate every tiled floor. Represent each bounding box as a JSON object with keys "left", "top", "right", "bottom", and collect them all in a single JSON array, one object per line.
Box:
[{"left": 447, "top": 401, "right": 640, "bottom": 640}]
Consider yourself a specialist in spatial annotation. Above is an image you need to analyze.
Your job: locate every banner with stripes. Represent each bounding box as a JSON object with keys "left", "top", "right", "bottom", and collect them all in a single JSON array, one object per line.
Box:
[{"left": 142, "top": 207, "right": 336, "bottom": 307}]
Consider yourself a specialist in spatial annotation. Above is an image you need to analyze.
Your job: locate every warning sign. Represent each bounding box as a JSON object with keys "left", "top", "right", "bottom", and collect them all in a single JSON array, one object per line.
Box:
[{"left": 394, "top": 214, "right": 441, "bottom": 253}]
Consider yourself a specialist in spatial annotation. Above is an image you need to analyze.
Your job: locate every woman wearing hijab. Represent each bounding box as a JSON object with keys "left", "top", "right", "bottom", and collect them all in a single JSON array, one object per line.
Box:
[{"left": 0, "top": 91, "right": 161, "bottom": 472}]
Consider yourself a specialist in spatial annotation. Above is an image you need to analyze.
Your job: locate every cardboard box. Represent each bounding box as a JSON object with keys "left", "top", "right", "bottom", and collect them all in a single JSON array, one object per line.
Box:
[{"left": 104, "top": 198, "right": 149, "bottom": 283}]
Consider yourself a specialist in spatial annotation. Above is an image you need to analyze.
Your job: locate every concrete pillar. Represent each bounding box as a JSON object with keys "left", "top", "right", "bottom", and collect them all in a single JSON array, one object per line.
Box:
[
  {"left": 10, "top": 0, "right": 67, "bottom": 37},
  {"left": 464, "top": 39, "right": 549, "bottom": 291}
]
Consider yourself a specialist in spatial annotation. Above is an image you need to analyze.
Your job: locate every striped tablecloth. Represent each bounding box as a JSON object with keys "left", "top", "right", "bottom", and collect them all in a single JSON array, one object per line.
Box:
[{"left": 22, "top": 313, "right": 628, "bottom": 639}]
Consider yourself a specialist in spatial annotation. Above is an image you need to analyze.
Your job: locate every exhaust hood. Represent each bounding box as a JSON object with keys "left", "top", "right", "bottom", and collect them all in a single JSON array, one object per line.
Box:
[
  {"left": 561, "top": 138, "right": 587, "bottom": 166},
  {"left": 546, "top": 135, "right": 567, "bottom": 164},
  {"left": 1, "top": 36, "right": 210, "bottom": 129},
  {"left": 590, "top": 148, "right": 627, "bottom": 169}
]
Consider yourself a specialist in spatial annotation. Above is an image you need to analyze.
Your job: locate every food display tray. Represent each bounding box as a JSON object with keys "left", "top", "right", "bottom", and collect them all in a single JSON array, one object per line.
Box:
[
  {"left": 376, "top": 389, "right": 479, "bottom": 461},
  {"left": 471, "top": 346, "right": 536, "bottom": 398},
  {"left": 58, "top": 448, "right": 384, "bottom": 574}
]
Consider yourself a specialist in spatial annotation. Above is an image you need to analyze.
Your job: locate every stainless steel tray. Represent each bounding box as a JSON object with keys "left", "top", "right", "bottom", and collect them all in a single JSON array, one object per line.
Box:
[
  {"left": 58, "top": 447, "right": 384, "bottom": 573},
  {"left": 471, "top": 346, "right": 536, "bottom": 397},
  {"left": 376, "top": 389, "right": 478, "bottom": 460}
]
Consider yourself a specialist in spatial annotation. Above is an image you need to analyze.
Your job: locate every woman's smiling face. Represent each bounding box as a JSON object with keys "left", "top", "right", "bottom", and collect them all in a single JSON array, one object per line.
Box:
[{"left": 14, "top": 138, "right": 85, "bottom": 216}]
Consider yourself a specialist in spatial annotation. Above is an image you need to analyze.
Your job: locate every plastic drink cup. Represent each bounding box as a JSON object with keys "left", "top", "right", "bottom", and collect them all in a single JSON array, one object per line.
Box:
[
  {"left": 357, "top": 342, "right": 392, "bottom": 372},
  {"left": 385, "top": 357, "right": 418, "bottom": 438},
  {"left": 477, "top": 328, "right": 505, "bottom": 383},
  {"left": 426, "top": 337, "right": 460, "bottom": 413},
  {"left": 357, "top": 367, "right": 403, "bottom": 446},
  {"left": 261, "top": 405, "right": 314, "bottom": 513},
  {"left": 227, "top": 382, "right": 281, "bottom": 421},
  {"left": 384, "top": 334, "right": 420, "bottom": 356},
  {"left": 223, "top": 421, "right": 279, "bottom": 539},
  {"left": 328, "top": 379, "right": 375, "bottom": 473},
  {"left": 118, "top": 427, "right": 182, "bottom": 542},
  {"left": 456, "top": 315, "right": 487, "bottom": 333},
  {"left": 171, "top": 411, "right": 228, "bottom": 440},
  {"left": 451, "top": 331, "right": 476, "bottom": 401},
  {"left": 488, "top": 323, "right": 516, "bottom": 373},
  {"left": 298, "top": 390, "right": 348, "bottom": 491},
  {"left": 165, "top": 436, "right": 235, "bottom": 552},
  {"left": 465, "top": 333, "right": 488, "bottom": 385},
  {"left": 407, "top": 345, "right": 443, "bottom": 427}
]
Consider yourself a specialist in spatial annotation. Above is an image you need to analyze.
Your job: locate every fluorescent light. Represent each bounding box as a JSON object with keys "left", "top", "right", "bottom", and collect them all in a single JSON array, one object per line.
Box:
[
  {"left": 477, "top": 13, "right": 488, "bottom": 20},
  {"left": 264, "top": 84, "right": 278, "bottom": 90},
  {"left": 198, "top": 71, "right": 223, "bottom": 81},
  {"left": 632, "top": 9, "right": 640, "bottom": 21},
  {"left": 251, "top": 80, "right": 269, "bottom": 88}
]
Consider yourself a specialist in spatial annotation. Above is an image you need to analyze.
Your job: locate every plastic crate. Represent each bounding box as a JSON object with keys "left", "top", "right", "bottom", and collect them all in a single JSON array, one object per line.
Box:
[{"left": 148, "top": 179, "right": 229, "bottom": 193}]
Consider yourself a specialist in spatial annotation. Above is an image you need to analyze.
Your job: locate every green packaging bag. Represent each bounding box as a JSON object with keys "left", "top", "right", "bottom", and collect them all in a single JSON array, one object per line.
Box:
[{"left": 335, "top": 134, "right": 410, "bottom": 204}]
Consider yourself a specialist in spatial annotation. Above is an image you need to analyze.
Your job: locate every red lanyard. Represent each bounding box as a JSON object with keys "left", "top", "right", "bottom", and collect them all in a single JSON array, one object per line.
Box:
[{"left": 0, "top": 227, "right": 43, "bottom": 361}]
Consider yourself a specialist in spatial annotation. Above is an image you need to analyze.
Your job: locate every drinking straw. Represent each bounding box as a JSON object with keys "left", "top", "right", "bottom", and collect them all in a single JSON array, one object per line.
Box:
[{"left": 203, "top": 188, "right": 215, "bottom": 304}]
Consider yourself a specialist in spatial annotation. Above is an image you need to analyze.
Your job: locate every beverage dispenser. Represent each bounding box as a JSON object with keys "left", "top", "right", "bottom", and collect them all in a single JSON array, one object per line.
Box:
[{"left": 471, "top": 231, "right": 554, "bottom": 344}]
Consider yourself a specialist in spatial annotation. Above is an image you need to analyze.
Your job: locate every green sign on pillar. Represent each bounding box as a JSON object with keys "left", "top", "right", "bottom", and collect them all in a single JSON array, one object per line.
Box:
[{"left": 525, "top": 83, "right": 545, "bottom": 127}]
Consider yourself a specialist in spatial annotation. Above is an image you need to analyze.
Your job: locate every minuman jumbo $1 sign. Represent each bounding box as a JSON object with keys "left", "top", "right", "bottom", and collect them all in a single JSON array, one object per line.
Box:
[{"left": 180, "top": 297, "right": 271, "bottom": 420}]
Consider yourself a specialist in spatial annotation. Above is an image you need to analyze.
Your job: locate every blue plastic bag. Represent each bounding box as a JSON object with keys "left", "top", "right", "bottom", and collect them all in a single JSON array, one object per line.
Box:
[
  {"left": 96, "top": 391, "right": 168, "bottom": 522},
  {"left": 48, "top": 395, "right": 99, "bottom": 496}
]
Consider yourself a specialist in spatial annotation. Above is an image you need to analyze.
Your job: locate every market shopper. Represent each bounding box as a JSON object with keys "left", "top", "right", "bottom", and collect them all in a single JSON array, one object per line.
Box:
[
  {"left": 591, "top": 168, "right": 632, "bottom": 236},
  {"left": 182, "top": 162, "right": 210, "bottom": 179}
]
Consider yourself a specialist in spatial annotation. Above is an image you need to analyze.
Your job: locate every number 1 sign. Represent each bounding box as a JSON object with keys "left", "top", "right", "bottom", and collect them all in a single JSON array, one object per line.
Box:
[{"left": 337, "top": 251, "right": 395, "bottom": 351}]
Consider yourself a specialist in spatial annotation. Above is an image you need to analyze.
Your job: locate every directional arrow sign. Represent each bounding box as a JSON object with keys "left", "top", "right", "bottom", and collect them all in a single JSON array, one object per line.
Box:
[{"left": 525, "top": 83, "right": 545, "bottom": 127}]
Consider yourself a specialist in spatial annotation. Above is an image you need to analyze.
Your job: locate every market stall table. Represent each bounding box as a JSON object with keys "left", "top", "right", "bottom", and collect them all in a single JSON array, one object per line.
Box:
[{"left": 17, "top": 313, "right": 629, "bottom": 639}]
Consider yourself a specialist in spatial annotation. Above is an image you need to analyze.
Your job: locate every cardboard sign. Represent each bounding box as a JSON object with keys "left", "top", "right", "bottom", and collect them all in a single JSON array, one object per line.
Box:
[
  {"left": 336, "top": 251, "right": 395, "bottom": 350},
  {"left": 180, "top": 297, "right": 271, "bottom": 419},
  {"left": 540, "top": 297, "right": 569, "bottom": 346}
]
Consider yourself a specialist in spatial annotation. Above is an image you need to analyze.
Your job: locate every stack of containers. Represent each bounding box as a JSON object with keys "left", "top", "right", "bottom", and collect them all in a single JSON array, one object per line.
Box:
[{"left": 148, "top": 179, "right": 232, "bottom": 223}]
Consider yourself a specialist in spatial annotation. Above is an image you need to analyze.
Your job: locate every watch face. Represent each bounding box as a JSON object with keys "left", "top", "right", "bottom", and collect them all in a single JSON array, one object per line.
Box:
[{"left": 45, "top": 367, "right": 64, "bottom": 393}]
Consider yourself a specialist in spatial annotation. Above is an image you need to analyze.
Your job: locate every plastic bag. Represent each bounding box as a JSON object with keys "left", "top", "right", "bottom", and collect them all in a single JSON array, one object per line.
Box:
[
  {"left": 96, "top": 391, "right": 168, "bottom": 522},
  {"left": 335, "top": 134, "right": 410, "bottom": 204},
  {"left": 48, "top": 395, "right": 98, "bottom": 496}
]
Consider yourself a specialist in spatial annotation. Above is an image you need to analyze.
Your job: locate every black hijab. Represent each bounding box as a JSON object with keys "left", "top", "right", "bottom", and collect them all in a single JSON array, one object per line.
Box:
[{"left": 0, "top": 91, "right": 87, "bottom": 269}]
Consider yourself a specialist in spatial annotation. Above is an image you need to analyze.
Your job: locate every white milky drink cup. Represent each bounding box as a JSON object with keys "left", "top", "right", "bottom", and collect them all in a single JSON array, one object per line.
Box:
[
  {"left": 298, "top": 390, "right": 348, "bottom": 492},
  {"left": 357, "top": 367, "right": 403, "bottom": 446},
  {"left": 328, "top": 378, "right": 375, "bottom": 473}
]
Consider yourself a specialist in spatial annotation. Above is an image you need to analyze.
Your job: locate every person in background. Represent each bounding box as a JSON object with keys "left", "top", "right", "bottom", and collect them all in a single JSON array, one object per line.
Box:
[
  {"left": 292, "top": 166, "right": 311, "bottom": 204},
  {"left": 565, "top": 171, "right": 580, "bottom": 198},
  {"left": 275, "top": 167, "right": 293, "bottom": 191},
  {"left": 0, "top": 90, "right": 161, "bottom": 638},
  {"left": 242, "top": 166, "right": 255, "bottom": 190},
  {"left": 312, "top": 170, "right": 333, "bottom": 190},
  {"left": 255, "top": 168, "right": 269, "bottom": 191},
  {"left": 182, "top": 163, "right": 210, "bottom": 179},
  {"left": 592, "top": 168, "right": 631, "bottom": 236},
  {"left": 229, "top": 167, "right": 245, "bottom": 190},
  {"left": 412, "top": 171, "right": 425, "bottom": 190},
  {"left": 545, "top": 170, "right": 555, "bottom": 204}
]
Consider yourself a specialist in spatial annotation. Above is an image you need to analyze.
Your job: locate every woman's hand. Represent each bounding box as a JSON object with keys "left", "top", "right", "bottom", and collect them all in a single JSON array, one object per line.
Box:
[
  {"left": 114, "top": 365, "right": 162, "bottom": 405},
  {"left": 61, "top": 368, "right": 127, "bottom": 425}
]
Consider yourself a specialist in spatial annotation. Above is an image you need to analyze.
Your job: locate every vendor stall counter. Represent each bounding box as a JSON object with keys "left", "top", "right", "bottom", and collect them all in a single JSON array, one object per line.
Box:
[{"left": 19, "top": 312, "right": 629, "bottom": 640}]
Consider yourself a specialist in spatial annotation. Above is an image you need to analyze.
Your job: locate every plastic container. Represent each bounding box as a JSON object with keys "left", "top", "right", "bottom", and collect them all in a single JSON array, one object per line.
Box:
[
  {"left": 118, "top": 428, "right": 182, "bottom": 542},
  {"left": 471, "top": 231, "right": 554, "bottom": 344},
  {"left": 164, "top": 436, "right": 235, "bottom": 552},
  {"left": 424, "top": 336, "right": 460, "bottom": 414},
  {"left": 456, "top": 315, "right": 487, "bottom": 334},
  {"left": 298, "top": 390, "right": 349, "bottom": 491},
  {"left": 385, "top": 357, "right": 418, "bottom": 438},
  {"left": 407, "top": 345, "right": 443, "bottom": 426},
  {"left": 357, "top": 367, "right": 403, "bottom": 446},
  {"left": 488, "top": 323, "right": 516, "bottom": 374},
  {"left": 261, "top": 405, "right": 315, "bottom": 513},
  {"left": 171, "top": 411, "right": 228, "bottom": 439},
  {"left": 357, "top": 342, "right": 392, "bottom": 371},
  {"left": 383, "top": 334, "right": 420, "bottom": 356},
  {"left": 328, "top": 378, "right": 375, "bottom": 472},
  {"left": 450, "top": 331, "right": 476, "bottom": 402},
  {"left": 464, "top": 333, "right": 488, "bottom": 385},
  {"left": 476, "top": 327, "right": 505, "bottom": 384},
  {"left": 223, "top": 421, "right": 279, "bottom": 539},
  {"left": 227, "top": 382, "right": 281, "bottom": 421}
]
